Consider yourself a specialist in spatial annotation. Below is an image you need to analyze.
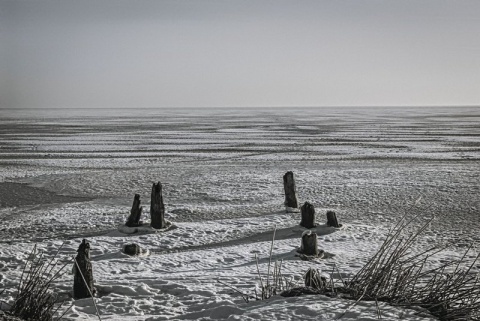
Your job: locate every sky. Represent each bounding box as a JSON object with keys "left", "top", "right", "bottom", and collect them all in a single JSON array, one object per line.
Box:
[{"left": 1, "top": 0, "right": 480, "bottom": 109}]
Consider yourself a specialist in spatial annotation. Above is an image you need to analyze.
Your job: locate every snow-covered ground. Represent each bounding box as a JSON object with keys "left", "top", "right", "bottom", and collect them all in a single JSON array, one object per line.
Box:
[{"left": 0, "top": 107, "right": 479, "bottom": 320}]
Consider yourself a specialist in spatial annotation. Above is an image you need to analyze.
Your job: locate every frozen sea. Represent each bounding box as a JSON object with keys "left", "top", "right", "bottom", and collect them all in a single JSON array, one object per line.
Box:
[{"left": 0, "top": 107, "right": 479, "bottom": 320}]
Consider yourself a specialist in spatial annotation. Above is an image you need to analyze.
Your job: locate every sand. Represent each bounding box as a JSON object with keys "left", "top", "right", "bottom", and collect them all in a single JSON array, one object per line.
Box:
[{"left": 0, "top": 107, "right": 478, "bottom": 320}]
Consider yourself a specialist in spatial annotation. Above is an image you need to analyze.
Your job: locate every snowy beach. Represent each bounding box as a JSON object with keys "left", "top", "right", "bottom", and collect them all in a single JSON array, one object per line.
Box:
[{"left": 0, "top": 107, "right": 479, "bottom": 320}]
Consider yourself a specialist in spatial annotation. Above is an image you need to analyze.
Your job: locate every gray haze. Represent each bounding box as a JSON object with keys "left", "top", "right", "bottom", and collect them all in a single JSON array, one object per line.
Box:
[{"left": 1, "top": 0, "right": 480, "bottom": 109}]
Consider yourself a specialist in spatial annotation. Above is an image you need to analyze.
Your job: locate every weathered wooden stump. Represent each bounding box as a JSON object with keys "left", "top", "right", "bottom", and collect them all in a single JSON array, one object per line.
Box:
[
  {"left": 300, "top": 201, "right": 316, "bottom": 228},
  {"left": 123, "top": 243, "right": 142, "bottom": 256},
  {"left": 326, "top": 210, "right": 341, "bottom": 228},
  {"left": 150, "top": 181, "right": 166, "bottom": 229},
  {"left": 300, "top": 230, "right": 318, "bottom": 256},
  {"left": 305, "top": 268, "right": 326, "bottom": 289},
  {"left": 125, "top": 194, "right": 143, "bottom": 227},
  {"left": 283, "top": 171, "right": 298, "bottom": 210},
  {"left": 73, "top": 239, "right": 95, "bottom": 299}
]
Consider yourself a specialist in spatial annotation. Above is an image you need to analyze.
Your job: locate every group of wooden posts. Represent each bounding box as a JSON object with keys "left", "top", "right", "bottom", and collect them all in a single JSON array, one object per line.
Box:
[
  {"left": 125, "top": 182, "right": 166, "bottom": 229},
  {"left": 73, "top": 182, "right": 168, "bottom": 299},
  {"left": 73, "top": 171, "right": 341, "bottom": 299},
  {"left": 283, "top": 171, "right": 342, "bottom": 257}
]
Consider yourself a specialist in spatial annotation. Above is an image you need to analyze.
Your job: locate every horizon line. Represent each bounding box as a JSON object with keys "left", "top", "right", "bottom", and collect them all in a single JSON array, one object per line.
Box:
[{"left": 1, "top": 105, "right": 480, "bottom": 110}]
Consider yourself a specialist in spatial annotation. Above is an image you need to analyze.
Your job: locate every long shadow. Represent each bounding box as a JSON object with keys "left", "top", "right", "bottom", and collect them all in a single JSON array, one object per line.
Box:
[{"left": 149, "top": 224, "right": 339, "bottom": 256}]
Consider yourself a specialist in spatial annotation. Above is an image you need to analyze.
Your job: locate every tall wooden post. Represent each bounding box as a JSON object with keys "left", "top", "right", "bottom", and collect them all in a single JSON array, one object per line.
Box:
[
  {"left": 283, "top": 171, "right": 298, "bottom": 210},
  {"left": 300, "top": 201, "right": 316, "bottom": 228},
  {"left": 150, "top": 182, "right": 166, "bottom": 229},
  {"left": 125, "top": 194, "right": 143, "bottom": 227},
  {"left": 73, "top": 239, "right": 95, "bottom": 299}
]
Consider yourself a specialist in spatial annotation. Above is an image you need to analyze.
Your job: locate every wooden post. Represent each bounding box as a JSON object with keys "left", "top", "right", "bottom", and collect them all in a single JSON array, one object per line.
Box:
[
  {"left": 300, "top": 231, "right": 318, "bottom": 256},
  {"left": 150, "top": 182, "right": 166, "bottom": 229},
  {"left": 125, "top": 194, "right": 143, "bottom": 227},
  {"left": 283, "top": 171, "right": 298, "bottom": 210},
  {"left": 300, "top": 201, "right": 316, "bottom": 228},
  {"left": 326, "top": 210, "right": 341, "bottom": 228},
  {"left": 73, "top": 239, "right": 95, "bottom": 299},
  {"left": 305, "top": 268, "right": 326, "bottom": 289}
]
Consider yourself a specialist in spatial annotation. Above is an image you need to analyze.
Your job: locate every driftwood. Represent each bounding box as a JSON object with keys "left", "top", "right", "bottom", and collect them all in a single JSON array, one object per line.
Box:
[
  {"left": 300, "top": 230, "right": 318, "bottom": 256},
  {"left": 300, "top": 202, "right": 316, "bottom": 228},
  {"left": 125, "top": 194, "right": 143, "bottom": 227},
  {"left": 305, "top": 268, "right": 327, "bottom": 289},
  {"left": 150, "top": 182, "right": 166, "bottom": 229},
  {"left": 73, "top": 239, "right": 95, "bottom": 299},
  {"left": 283, "top": 171, "right": 298, "bottom": 209},
  {"left": 326, "top": 210, "right": 342, "bottom": 228}
]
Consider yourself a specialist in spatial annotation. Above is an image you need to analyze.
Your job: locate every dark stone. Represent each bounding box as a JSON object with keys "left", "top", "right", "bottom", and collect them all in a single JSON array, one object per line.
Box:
[
  {"left": 326, "top": 210, "right": 342, "bottom": 228},
  {"left": 73, "top": 239, "right": 95, "bottom": 299},
  {"left": 125, "top": 194, "right": 143, "bottom": 227},
  {"left": 123, "top": 243, "right": 142, "bottom": 256},
  {"left": 300, "top": 201, "right": 316, "bottom": 228},
  {"left": 283, "top": 171, "right": 298, "bottom": 209},
  {"left": 150, "top": 182, "right": 166, "bottom": 229},
  {"left": 300, "top": 231, "right": 318, "bottom": 256}
]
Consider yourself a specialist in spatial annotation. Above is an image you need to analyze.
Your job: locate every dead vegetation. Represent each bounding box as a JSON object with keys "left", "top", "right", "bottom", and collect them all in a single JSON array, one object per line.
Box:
[
  {"left": 339, "top": 211, "right": 480, "bottom": 321},
  {"left": 0, "top": 242, "right": 102, "bottom": 321},
  {"left": 1, "top": 244, "right": 71, "bottom": 321}
]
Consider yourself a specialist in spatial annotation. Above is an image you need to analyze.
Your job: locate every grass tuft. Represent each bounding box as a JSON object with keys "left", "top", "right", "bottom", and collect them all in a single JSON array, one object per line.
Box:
[
  {"left": 253, "top": 225, "right": 296, "bottom": 300},
  {"left": 3, "top": 244, "right": 72, "bottom": 321},
  {"left": 340, "top": 209, "right": 480, "bottom": 321}
]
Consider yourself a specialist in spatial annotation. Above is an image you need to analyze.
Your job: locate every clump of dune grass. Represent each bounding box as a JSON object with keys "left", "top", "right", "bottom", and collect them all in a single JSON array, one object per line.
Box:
[
  {"left": 3, "top": 244, "right": 72, "bottom": 321},
  {"left": 341, "top": 207, "right": 480, "bottom": 321},
  {"left": 253, "top": 253, "right": 293, "bottom": 300},
  {"left": 252, "top": 226, "right": 297, "bottom": 300}
]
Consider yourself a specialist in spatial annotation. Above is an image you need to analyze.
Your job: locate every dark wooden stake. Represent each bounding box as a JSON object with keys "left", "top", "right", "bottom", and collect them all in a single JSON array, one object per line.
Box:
[
  {"left": 150, "top": 181, "right": 166, "bottom": 229},
  {"left": 326, "top": 210, "right": 341, "bottom": 228},
  {"left": 300, "top": 201, "right": 316, "bottom": 228},
  {"left": 300, "top": 231, "right": 318, "bottom": 256},
  {"left": 73, "top": 239, "right": 95, "bottom": 299},
  {"left": 283, "top": 171, "right": 298, "bottom": 209},
  {"left": 125, "top": 194, "right": 143, "bottom": 227}
]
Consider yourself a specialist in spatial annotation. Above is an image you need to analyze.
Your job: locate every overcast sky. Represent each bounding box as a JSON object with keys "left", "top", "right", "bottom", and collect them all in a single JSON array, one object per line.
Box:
[{"left": 1, "top": 0, "right": 480, "bottom": 108}]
